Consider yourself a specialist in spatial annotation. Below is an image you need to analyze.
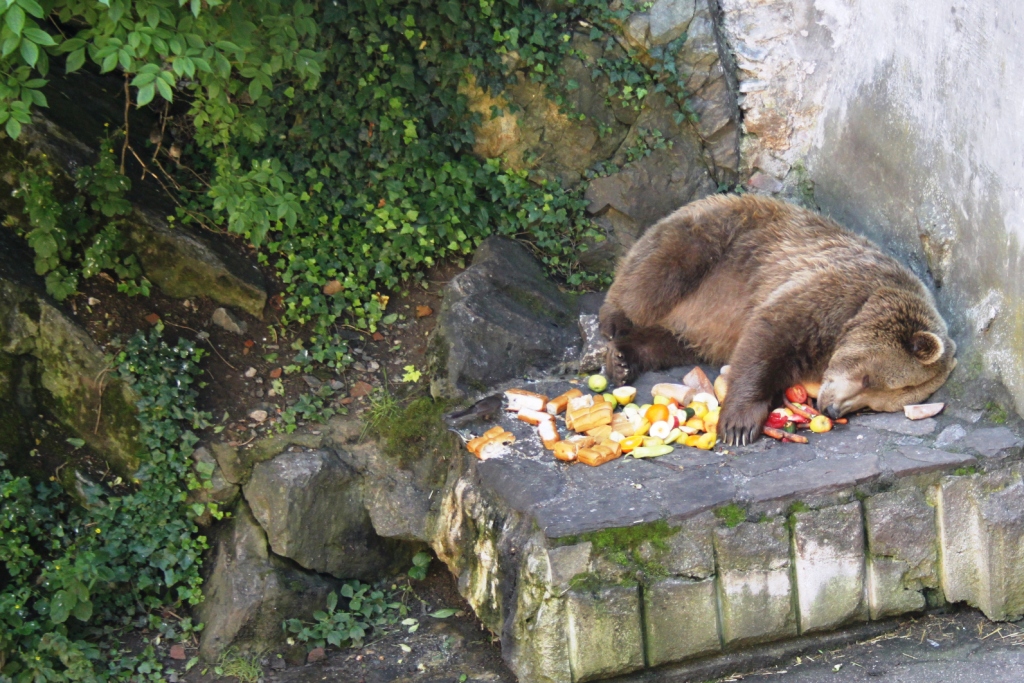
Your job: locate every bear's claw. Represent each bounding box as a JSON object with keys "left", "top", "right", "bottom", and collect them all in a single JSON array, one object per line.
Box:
[
  {"left": 606, "top": 342, "right": 638, "bottom": 386},
  {"left": 719, "top": 401, "right": 770, "bottom": 446}
]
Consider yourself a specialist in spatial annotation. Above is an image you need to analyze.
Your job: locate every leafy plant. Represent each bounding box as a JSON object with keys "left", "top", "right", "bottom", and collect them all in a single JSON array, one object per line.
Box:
[
  {"left": 283, "top": 581, "right": 417, "bottom": 651},
  {"left": 11, "top": 134, "right": 147, "bottom": 300},
  {"left": 0, "top": 0, "right": 323, "bottom": 144},
  {"left": 0, "top": 328, "right": 213, "bottom": 681},
  {"left": 408, "top": 551, "right": 431, "bottom": 581}
]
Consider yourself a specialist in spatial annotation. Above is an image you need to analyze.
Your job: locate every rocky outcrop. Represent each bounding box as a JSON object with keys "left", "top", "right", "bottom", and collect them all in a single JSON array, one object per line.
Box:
[
  {"left": 0, "top": 231, "right": 140, "bottom": 477},
  {"left": 196, "top": 499, "right": 340, "bottom": 662},
  {"left": 428, "top": 237, "right": 582, "bottom": 399},
  {"left": 243, "top": 448, "right": 405, "bottom": 580}
]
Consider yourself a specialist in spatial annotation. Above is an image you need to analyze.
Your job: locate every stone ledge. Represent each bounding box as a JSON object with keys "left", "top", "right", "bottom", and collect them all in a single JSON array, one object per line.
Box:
[{"left": 425, "top": 365, "right": 1024, "bottom": 683}]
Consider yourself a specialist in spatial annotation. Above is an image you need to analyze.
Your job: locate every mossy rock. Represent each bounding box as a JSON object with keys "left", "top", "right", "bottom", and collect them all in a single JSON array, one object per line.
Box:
[{"left": 0, "top": 263, "right": 141, "bottom": 478}]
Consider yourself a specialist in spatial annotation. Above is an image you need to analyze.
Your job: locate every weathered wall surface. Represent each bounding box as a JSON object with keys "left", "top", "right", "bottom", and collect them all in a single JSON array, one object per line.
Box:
[{"left": 717, "top": 0, "right": 1024, "bottom": 414}]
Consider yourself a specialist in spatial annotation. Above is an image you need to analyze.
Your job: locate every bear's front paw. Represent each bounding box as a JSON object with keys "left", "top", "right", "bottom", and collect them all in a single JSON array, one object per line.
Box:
[
  {"left": 606, "top": 341, "right": 638, "bottom": 386},
  {"left": 719, "top": 401, "right": 770, "bottom": 446}
]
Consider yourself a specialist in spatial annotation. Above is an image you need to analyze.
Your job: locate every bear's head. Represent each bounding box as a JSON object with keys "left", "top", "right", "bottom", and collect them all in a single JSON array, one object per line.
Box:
[{"left": 817, "top": 288, "right": 957, "bottom": 418}]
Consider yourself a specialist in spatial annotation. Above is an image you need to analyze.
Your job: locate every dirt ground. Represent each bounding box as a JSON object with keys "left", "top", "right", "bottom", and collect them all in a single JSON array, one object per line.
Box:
[
  {"left": 165, "top": 560, "right": 515, "bottom": 683},
  {"left": 68, "top": 259, "right": 461, "bottom": 459}
]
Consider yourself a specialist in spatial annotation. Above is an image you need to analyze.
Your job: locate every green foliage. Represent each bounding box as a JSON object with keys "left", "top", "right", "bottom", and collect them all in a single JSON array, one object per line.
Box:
[
  {"left": 787, "top": 501, "right": 811, "bottom": 515},
  {"left": 954, "top": 466, "right": 978, "bottom": 477},
  {"left": 0, "top": 0, "right": 322, "bottom": 144},
  {"left": 714, "top": 503, "right": 746, "bottom": 528},
  {"left": 0, "top": 328, "right": 213, "bottom": 681},
  {"left": 195, "top": 0, "right": 667, "bottom": 357},
  {"left": 10, "top": 0, "right": 696, "bottom": 346},
  {"left": 10, "top": 134, "right": 148, "bottom": 300},
  {"left": 283, "top": 581, "right": 418, "bottom": 652},
  {"left": 407, "top": 551, "right": 431, "bottom": 581}
]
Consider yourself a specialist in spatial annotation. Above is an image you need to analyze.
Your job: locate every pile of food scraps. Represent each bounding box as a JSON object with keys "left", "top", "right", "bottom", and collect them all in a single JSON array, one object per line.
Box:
[
  {"left": 462, "top": 367, "right": 947, "bottom": 466},
  {"left": 463, "top": 366, "right": 728, "bottom": 466}
]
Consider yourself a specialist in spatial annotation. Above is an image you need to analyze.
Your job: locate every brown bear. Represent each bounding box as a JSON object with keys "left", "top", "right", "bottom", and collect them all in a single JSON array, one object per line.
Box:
[{"left": 599, "top": 194, "right": 957, "bottom": 446}]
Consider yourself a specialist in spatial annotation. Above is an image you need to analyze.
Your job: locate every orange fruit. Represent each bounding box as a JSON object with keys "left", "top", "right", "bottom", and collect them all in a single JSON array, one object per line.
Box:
[
  {"left": 620, "top": 435, "right": 645, "bottom": 453},
  {"left": 645, "top": 404, "right": 670, "bottom": 424}
]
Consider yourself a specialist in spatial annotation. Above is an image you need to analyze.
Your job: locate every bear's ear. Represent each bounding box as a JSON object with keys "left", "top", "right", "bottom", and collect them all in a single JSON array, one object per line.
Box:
[{"left": 910, "top": 331, "right": 944, "bottom": 365}]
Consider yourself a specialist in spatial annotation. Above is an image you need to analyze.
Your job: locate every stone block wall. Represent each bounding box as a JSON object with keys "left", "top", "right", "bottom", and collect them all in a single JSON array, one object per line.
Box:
[{"left": 434, "top": 457, "right": 1024, "bottom": 683}]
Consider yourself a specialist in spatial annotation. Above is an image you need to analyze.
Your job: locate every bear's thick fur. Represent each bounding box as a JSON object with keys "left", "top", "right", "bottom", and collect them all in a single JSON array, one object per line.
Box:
[{"left": 599, "top": 194, "right": 957, "bottom": 445}]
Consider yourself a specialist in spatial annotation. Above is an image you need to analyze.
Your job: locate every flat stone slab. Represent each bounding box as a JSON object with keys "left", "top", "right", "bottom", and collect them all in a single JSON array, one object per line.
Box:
[
  {"left": 435, "top": 365, "right": 1024, "bottom": 683},
  {"left": 457, "top": 366, "right": 1013, "bottom": 539}
]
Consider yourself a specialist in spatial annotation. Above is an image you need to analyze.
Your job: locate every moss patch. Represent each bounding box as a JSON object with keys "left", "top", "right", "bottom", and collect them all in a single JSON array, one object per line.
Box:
[
  {"left": 985, "top": 401, "right": 1008, "bottom": 425},
  {"left": 556, "top": 520, "right": 680, "bottom": 581},
  {"left": 714, "top": 503, "right": 746, "bottom": 528},
  {"left": 954, "top": 466, "right": 978, "bottom": 477},
  {"left": 370, "top": 395, "right": 458, "bottom": 469}
]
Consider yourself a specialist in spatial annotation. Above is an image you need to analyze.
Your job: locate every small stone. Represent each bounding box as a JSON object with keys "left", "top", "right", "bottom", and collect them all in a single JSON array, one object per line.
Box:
[
  {"left": 322, "top": 280, "right": 343, "bottom": 296},
  {"left": 340, "top": 397, "right": 354, "bottom": 405},
  {"left": 245, "top": 367, "right": 257, "bottom": 378},
  {"left": 144, "top": 313, "right": 161, "bottom": 325},
  {"left": 269, "top": 367, "right": 283, "bottom": 379},
  {"left": 307, "top": 647, "right": 326, "bottom": 663},
  {"left": 249, "top": 409, "right": 268, "bottom": 423},
  {"left": 354, "top": 362, "right": 367, "bottom": 372},
  {"left": 904, "top": 403, "right": 945, "bottom": 420},
  {"left": 372, "top": 332, "right": 385, "bottom": 342},
  {"left": 303, "top": 375, "right": 322, "bottom": 389},
  {"left": 416, "top": 305, "right": 433, "bottom": 318},
  {"left": 254, "top": 388, "right": 264, "bottom": 398},
  {"left": 169, "top": 643, "right": 186, "bottom": 660},
  {"left": 168, "top": 673, "right": 179, "bottom": 683},
  {"left": 367, "top": 361, "right": 379, "bottom": 372},
  {"left": 270, "top": 656, "right": 286, "bottom": 670},
  {"left": 196, "top": 331, "right": 211, "bottom": 341},
  {"left": 329, "top": 380, "right": 344, "bottom": 391},
  {"left": 87, "top": 297, "right": 101, "bottom": 306},
  {"left": 936, "top": 424, "right": 968, "bottom": 448},
  {"left": 211, "top": 307, "right": 248, "bottom": 335},
  {"left": 350, "top": 381, "right": 373, "bottom": 398}
]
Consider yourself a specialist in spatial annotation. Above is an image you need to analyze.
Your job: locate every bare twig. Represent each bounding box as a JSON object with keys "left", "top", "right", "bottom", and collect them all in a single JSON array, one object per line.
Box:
[
  {"left": 121, "top": 75, "right": 131, "bottom": 176},
  {"left": 163, "top": 320, "right": 239, "bottom": 370}
]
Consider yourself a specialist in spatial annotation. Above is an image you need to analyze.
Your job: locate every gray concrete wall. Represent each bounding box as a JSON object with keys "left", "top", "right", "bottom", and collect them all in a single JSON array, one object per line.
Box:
[{"left": 717, "top": 0, "right": 1024, "bottom": 414}]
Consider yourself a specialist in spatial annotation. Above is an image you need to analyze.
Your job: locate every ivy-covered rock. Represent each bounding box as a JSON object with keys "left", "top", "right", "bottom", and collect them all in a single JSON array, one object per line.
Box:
[
  {"left": 429, "top": 237, "right": 581, "bottom": 399},
  {"left": 0, "top": 71, "right": 267, "bottom": 317}
]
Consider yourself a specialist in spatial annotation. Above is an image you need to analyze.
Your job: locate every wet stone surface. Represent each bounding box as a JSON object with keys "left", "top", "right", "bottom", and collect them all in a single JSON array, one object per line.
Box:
[{"left": 457, "top": 365, "right": 1019, "bottom": 540}]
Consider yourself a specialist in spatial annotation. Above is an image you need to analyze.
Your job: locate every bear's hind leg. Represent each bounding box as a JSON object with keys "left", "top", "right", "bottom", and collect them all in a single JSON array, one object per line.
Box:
[{"left": 605, "top": 326, "right": 696, "bottom": 385}]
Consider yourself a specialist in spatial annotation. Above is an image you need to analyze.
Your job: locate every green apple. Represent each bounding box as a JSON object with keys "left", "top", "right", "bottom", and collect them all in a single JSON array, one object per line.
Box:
[{"left": 587, "top": 374, "right": 608, "bottom": 393}]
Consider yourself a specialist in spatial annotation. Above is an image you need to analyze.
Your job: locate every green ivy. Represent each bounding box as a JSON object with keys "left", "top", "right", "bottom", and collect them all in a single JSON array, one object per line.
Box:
[
  {"left": 0, "top": 0, "right": 323, "bottom": 144},
  {"left": 0, "top": 328, "right": 213, "bottom": 681},
  {"left": 11, "top": 133, "right": 149, "bottom": 300}
]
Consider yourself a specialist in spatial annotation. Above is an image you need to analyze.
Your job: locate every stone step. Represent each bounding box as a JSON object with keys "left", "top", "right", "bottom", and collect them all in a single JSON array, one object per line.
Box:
[{"left": 430, "top": 367, "right": 1024, "bottom": 683}]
